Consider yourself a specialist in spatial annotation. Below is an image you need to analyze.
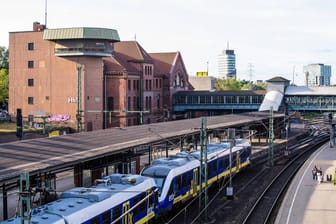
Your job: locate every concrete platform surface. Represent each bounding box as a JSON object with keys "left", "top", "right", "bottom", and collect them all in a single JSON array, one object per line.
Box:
[{"left": 275, "top": 143, "right": 336, "bottom": 224}]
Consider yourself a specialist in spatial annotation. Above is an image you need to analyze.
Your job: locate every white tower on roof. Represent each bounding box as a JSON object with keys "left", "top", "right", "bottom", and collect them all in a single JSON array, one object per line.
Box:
[{"left": 218, "top": 41, "right": 236, "bottom": 79}]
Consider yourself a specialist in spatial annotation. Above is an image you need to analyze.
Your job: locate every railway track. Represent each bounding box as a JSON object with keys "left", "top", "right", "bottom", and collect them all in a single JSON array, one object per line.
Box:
[
  {"left": 242, "top": 137, "right": 327, "bottom": 224},
  {"left": 165, "top": 131, "right": 328, "bottom": 224},
  {"left": 208, "top": 133, "right": 328, "bottom": 224}
]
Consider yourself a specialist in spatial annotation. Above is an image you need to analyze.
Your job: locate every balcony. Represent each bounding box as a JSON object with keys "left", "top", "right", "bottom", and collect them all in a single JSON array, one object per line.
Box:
[{"left": 55, "top": 47, "right": 113, "bottom": 57}]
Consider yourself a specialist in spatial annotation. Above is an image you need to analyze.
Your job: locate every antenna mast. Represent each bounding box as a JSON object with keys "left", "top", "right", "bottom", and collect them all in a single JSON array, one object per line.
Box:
[{"left": 45, "top": 0, "right": 48, "bottom": 28}]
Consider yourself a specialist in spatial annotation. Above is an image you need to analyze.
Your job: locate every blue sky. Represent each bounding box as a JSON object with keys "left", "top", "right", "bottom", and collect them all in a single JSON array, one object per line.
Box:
[{"left": 2, "top": 0, "right": 336, "bottom": 85}]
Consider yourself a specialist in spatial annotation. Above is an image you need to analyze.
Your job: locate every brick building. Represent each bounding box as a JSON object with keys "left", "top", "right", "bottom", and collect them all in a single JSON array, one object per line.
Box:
[{"left": 9, "top": 23, "right": 192, "bottom": 131}]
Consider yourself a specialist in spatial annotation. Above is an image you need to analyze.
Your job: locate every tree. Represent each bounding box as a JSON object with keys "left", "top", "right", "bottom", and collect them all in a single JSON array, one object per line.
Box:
[
  {"left": 0, "top": 46, "right": 9, "bottom": 109},
  {"left": 0, "top": 68, "right": 8, "bottom": 108},
  {"left": 214, "top": 78, "right": 266, "bottom": 91},
  {"left": 0, "top": 46, "right": 8, "bottom": 69}
]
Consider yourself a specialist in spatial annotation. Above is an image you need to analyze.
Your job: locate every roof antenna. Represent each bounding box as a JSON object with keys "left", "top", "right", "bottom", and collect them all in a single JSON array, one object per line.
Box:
[
  {"left": 227, "top": 40, "right": 230, "bottom": 50},
  {"left": 45, "top": 0, "right": 48, "bottom": 28}
]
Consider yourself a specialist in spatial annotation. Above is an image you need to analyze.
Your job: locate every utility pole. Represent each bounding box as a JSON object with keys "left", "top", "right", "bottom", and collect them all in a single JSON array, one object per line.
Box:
[
  {"left": 227, "top": 128, "right": 235, "bottom": 200},
  {"left": 268, "top": 106, "right": 274, "bottom": 166},
  {"left": 329, "top": 113, "right": 335, "bottom": 147},
  {"left": 76, "top": 65, "right": 82, "bottom": 132},
  {"left": 285, "top": 104, "right": 289, "bottom": 156},
  {"left": 199, "top": 117, "right": 208, "bottom": 223},
  {"left": 20, "top": 171, "right": 32, "bottom": 224}
]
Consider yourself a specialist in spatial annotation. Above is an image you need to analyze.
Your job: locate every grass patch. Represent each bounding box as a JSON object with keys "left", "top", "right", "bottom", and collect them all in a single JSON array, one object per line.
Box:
[
  {"left": 0, "top": 122, "right": 16, "bottom": 132},
  {"left": 0, "top": 122, "right": 43, "bottom": 133}
]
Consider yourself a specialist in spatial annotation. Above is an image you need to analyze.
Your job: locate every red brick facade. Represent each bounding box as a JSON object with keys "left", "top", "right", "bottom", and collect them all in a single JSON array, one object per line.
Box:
[{"left": 9, "top": 26, "right": 192, "bottom": 131}]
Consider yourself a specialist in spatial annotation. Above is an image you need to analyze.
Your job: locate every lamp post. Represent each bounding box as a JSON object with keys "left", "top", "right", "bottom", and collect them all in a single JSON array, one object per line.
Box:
[{"left": 76, "top": 65, "right": 82, "bottom": 132}]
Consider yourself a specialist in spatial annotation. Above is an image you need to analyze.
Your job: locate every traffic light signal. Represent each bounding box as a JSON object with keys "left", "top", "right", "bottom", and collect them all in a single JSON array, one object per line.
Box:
[
  {"left": 329, "top": 113, "right": 333, "bottom": 123},
  {"left": 16, "top": 108, "right": 23, "bottom": 139}
]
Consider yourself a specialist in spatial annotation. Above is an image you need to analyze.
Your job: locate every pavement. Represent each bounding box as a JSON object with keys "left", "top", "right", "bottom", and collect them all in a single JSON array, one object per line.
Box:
[{"left": 275, "top": 143, "right": 336, "bottom": 224}]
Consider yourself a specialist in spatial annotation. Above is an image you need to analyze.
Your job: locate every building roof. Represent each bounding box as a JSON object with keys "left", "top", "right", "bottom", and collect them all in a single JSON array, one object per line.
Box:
[
  {"left": 149, "top": 52, "right": 178, "bottom": 74},
  {"left": 285, "top": 86, "right": 336, "bottom": 95},
  {"left": 267, "top": 76, "right": 290, "bottom": 82},
  {"left": 174, "top": 90, "right": 266, "bottom": 96},
  {"left": 114, "top": 41, "right": 153, "bottom": 62},
  {"left": 104, "top": 41, "right": 155, "bottom": 75},
  {"left": 259, "top": 90, "right": 284, "bottom": 111},
  {"left": 43, "top": 27, "right": 120, "bottom": 41}
]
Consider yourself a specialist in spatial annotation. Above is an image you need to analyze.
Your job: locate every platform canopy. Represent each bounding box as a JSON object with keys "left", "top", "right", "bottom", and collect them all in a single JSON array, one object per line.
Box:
[{"left": 259, "top": 90, "right": 284, "bottom": 111}]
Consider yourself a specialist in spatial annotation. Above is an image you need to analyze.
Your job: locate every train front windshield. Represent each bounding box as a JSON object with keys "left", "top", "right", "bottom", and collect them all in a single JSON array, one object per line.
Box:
[{"left": 153, "top": 176, "right": 166, "bottom": 195}]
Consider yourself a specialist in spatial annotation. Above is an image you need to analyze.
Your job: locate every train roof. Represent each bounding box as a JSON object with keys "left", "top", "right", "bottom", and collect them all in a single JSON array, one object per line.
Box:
[
  {"left": 142, "top": 139, "right": 250, "bottom": 177},
  {"left": 1, "top": 174, "right": 155, "bottom": 224}
]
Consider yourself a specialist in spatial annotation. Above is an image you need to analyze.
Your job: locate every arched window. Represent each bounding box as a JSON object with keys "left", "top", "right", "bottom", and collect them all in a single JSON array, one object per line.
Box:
[{"left": 176, "top": 73, "right": 181, "bottom": 86}]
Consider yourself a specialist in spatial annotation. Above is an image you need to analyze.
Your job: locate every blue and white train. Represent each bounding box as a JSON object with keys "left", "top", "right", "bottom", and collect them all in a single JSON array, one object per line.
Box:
[
  {"left": 0, "top": 174, "right": 158, "bottom": 224},
  {"left": 141, "top": 138, "right": 251, "bottom": 212},
  {"left": 0, "top": 139, "right": 251, "bottom": 224}
]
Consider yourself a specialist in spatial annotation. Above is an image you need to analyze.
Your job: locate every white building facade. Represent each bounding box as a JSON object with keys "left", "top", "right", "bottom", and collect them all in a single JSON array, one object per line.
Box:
[
  {"left": 218, "top": 49, "right": 236, "bottom": 79},
  {"left": 303, "top": 63, "right": 331, "bottom": 86}
]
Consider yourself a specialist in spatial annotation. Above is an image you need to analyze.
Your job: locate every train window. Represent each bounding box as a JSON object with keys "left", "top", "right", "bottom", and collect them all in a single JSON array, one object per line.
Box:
[
  {"left": 182, "top": 174, "right": 187, "bottom": 188},
  {"left": 91, "top": 215, "right": 100, "bottom": 224},
  {"left": 139, "top": 193, "right": 147, "bottom": 213},
  {"left": 168, "top": 182, "right": 174, "bottom": 195},
  {"left": 102, "top": 210, "right": 111, "bottom": 224},
  {"left": 149, "top": 193, "right": 154, "bottom": 207},
  {"left": 187, "top": 172, "right": 192, "bottom": 186},
  {"left": 240, "top": 150, "right": 246, "bottom": 159},
  {"left": 153, "top": 176, "right": 165, "bottom": 194},
  {"left": 219, "top": 158, "right": 224, "bottom": 169},
  {"left": 207, "top": 161, "right": 216, "bottom": 177},
  {"left": 175, "top": 176, "right": 181, "bottom": 192},
  {"left": 232, "top": 153, "right": 237, "bottom": 166},
  {"left": 112, "top": 207, "right": 121, "bottom": 224},
  {"left": 225, "top": 157, "right": 230, "bottom": 169},
  {"left": 133, "top": 196, "right": 139, "bottom": 218}
]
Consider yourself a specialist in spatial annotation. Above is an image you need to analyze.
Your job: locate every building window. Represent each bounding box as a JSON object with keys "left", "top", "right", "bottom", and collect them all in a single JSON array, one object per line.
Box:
[
  {"left": 128, "top": 80, "right": 131, "bottom": 90},
  {"left": 133, "top": 96, "right": 137, "bottom": 110},
  {"left": 107, "top": 97, "right": 114, "bottom": 111},
  {"left": 149, "top": 96, "right": 152, "bottom": 111},
  {"left": 157, "top": 94, "right": 161, "bottom": 109},
  {"left": 28, "top": 61, "right": 34, "bottom": 68},
  {"left": 28, "top": 97, "right": 34, "bottom": 104},
  {"left": 28, "top": 42, "right": 34, "bottom": 50},
  {"left": 28, "top": 79, "right": 34, "bottom": 86},
  {"left": 145, "top": 96, "right": 148, "bottom": 110},
  {"left": 128, "top": 97, "right": 131, "bottom": 111}
]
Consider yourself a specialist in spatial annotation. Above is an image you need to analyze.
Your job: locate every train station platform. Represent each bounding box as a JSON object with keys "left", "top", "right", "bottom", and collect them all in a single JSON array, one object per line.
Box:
[{"left": 275, "top": 143, "right": 336, "bottom": 224}]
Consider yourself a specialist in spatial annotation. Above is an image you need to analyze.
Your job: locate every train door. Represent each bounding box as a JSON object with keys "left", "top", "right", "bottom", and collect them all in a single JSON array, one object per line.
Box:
[
  {"left": 192, "top": 168, "right": 198, "bottom": 197},
  {"left": 236, "top": 151, "right": 241, "bottom": 171},
  {"left": 122, "top": 201, "right": 132, "bottom": 224}
]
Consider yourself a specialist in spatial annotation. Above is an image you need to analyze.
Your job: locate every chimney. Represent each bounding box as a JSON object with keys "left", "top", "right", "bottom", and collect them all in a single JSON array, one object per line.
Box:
[{"left": 33, "top": 21, "right": 46, "bottom": 31}]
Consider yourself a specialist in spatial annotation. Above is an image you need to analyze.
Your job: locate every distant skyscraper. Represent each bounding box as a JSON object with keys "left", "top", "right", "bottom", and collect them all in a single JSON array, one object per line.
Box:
[
  {"left": 303, "top": 63, "right": 331, "bottom": 86},
  {"left": 218, "top": 42, "right": 236, "bottom": 79}
]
